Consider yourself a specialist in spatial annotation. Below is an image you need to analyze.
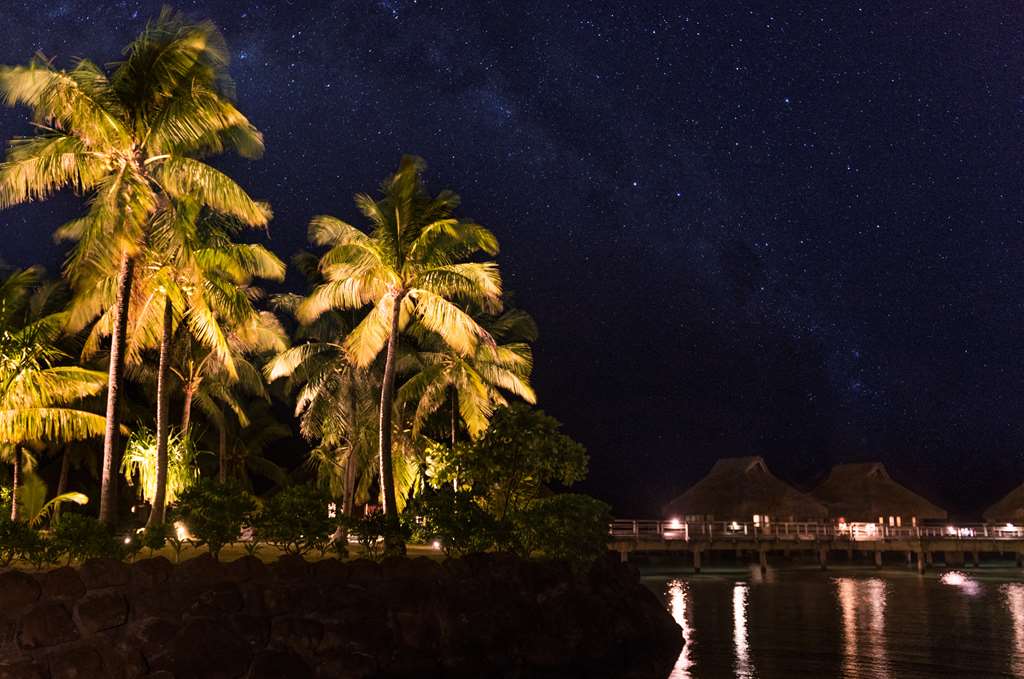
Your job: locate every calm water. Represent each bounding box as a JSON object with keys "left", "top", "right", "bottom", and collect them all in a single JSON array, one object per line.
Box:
[{"left": 646, "top": 565, "right": 1024, "bottom": 678}]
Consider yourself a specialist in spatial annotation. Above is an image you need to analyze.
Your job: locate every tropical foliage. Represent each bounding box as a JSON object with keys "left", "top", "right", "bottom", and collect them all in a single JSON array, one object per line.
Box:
[{"left": 0, "top": 10, "right": 608, "bottom": 569}]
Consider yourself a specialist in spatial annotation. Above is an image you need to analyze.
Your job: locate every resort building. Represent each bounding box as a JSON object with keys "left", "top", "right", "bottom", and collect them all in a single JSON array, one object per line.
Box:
[
  {"left": 662, "top": 456, "right": 828, "bottom": 524},
  {"left": 811, "top": 462, "right": 947, "bottom": 529},
  {"left": 983, "top": 483, "right": 1024, "bottom": 524}
]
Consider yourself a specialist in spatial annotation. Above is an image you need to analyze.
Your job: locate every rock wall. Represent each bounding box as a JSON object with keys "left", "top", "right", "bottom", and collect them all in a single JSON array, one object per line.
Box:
[{"left": 0, "top": 552, "right": 682, "bottom": 679}]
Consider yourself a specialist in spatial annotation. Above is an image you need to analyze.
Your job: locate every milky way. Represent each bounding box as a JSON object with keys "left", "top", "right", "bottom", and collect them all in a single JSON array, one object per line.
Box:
[{"left": 1, "top": 1, "right": 1022, "bottom": 515}]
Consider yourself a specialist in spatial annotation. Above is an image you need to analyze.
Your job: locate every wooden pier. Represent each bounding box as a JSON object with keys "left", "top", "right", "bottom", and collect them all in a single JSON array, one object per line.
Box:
[{"left": 609, "top": 519, "right": 1024, "bottom": 573}]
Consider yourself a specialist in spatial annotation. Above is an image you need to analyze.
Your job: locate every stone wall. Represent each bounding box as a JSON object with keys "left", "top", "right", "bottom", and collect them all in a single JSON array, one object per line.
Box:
[{"left": 0, "top": 552, "right": 682, "bottom": 679}]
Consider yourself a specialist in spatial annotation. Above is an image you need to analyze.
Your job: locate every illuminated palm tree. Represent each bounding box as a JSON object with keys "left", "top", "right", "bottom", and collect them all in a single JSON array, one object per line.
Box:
[
  {"left": 398, "top": 308, "right": 537, "bottom": 444},
  {"left": 0, "top": 268, "right": 107, "bottom": 520},
  {"left": 0, "top": 10, "right": 269, "bottom": 524},
  {"left": 86, "top": 203, "right": 283, "bottom": 525},
  {"left": 266, "top": 291, "right": 379, "bottom": 517},
  {"left": 297, "top": 156, "right": 503, "bottom": 553}
]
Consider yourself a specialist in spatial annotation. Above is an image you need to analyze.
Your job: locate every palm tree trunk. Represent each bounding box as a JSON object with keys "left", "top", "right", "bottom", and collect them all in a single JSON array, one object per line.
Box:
[
  {"left": 378, "top": 292, "right": 406, "bottom": 555},
  {"left": 180, "top": 386, "right": 194, "bottom": 435},
  {"left": 10, "top": 447, "right": 21, "bottom": 522},
  {"left": 54, "top": 446, "right": 71, "bottom": 523},
  {"left": 99, "top": 253, "right": 135, "bottom": 526},
  {"left": 148, "top": 296, "right": 173, "bottom": 528},
  {"left": 218, "top": 421, "right": 227, "bottom": 484}
]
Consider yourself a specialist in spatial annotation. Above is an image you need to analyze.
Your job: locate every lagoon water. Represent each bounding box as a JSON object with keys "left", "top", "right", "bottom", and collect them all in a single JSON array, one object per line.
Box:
[{"left": 646, "top": 565, "right": 1024, "bottom": 678}]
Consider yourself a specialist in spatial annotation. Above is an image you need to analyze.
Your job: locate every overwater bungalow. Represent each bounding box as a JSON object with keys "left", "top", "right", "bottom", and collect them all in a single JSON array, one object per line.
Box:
[
  {"left": 662, "top": 456, "right": 828, "bottom": 524},
  {"left": 811, "top": 462, "right": 946, "bottom": 528},
  {"left": 983, "top": 483, "right": 1024, "bottom": 524}
]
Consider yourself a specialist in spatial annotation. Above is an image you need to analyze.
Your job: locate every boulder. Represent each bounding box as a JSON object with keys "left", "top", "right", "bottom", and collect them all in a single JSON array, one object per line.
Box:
[
  {"left": 0, "top": 572, "right": 40, "bottom": 618},
  {"left": 131, "top": 557, "right": 174, "bottom": 589},
  {"left": 0, "top": 660, "right": 45, "bottom": 679},
  {"left": 75, "top": 590, "right": 128, "bottom": 633},
  {"left": 18, "top": 603, "right": 78, "bottom": 649},
  {"left": 79, "top": 559, "right": 130, "bottom": 590},
  {"left": 149, "top": 617, "right": 252, "bottom": 679},
  {"left": 249, "top": 649, "right": 313, "bottom": 679},
  {"left": 37, "top": 567, "right": 85, "bottom": 601}
]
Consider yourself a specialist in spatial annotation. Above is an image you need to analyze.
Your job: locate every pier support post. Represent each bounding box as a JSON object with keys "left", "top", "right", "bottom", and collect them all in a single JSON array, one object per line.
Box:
[
  {"left": 926, "top": 551, "right": 934, "bottom": 566},
  {"left": 819, "top": 546, "right": 828, "bottom": 571},
  {"left": 972, "top": 550, "right": 980, "bottom": 568},
  {"left": 874, "top": 550, "right": 882, "bottom": 569},
  {"left": 759, "top": 548, "right": 767, "bottom": 574},
  {"left": 917, "top": 550, "right": 925, "bottom": 574},
  {"left": 1016, "top": 551, "right": 1022, "bottom": 568},
  {"left": 905, "top": 551, "right": 912, "bottom": 567},
  {"left": 847, "top": 547, "right": 854, "bottom": 562},
  {"left": 693, "top": 548, "right": 701, "bottom": 574},
  {"left": 617, "top": 548, "right": 629, "bottom": 563}
]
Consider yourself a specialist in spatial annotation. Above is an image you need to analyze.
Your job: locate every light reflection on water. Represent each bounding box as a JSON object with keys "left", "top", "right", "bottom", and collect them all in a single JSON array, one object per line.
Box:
[
  {"left": 666, "top": 580, "right": 694, "bottom": 679},
  {"left": 654, "top": 569, "right": 1024, "bottom": 678},
  {"left": 733, "top": 583, "right": 754, "bottom": 678},
  {"left": 836, "top": 577, "right": 889, "bottom": 679}
]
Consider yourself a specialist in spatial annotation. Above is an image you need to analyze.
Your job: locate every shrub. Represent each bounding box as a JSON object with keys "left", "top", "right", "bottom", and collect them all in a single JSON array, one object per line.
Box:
[
  {"left": 350, "top": 511, "right": 388, "bottom": 560},
  {"left": 410, "top": 487, "right": 498, "bottom": 557},
  {"left": 49, "top": 514, "right": 123, "bottom": 564},
  {"left": 0, "top": 517, "right": 47, "bottom": 567},
  {"left": 139, "top": 524, "right": 169, "bottom": 556},
  {"left": 173, "top": 480, "right": 257, "bottom": 560},
  {"left": 257, "top": 485, "right": 336, "bottom": 556},
  {"left": 511, "top": 493, "right": 612, "bottom": 569}
]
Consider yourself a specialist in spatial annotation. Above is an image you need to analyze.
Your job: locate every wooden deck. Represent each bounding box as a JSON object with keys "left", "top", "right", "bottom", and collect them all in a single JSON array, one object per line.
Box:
[{"left": 609, "top": 519, "right": 1024, "bottom": 573}]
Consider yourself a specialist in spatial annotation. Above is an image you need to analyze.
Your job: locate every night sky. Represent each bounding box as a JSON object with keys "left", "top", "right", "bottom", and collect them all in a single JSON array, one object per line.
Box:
[{"left": 1, "top": 2, "right": 1022, "bottom": 518}]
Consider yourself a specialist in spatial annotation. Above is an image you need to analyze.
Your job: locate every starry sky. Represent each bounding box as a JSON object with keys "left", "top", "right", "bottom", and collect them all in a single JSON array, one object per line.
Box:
[{"left": 1, "top": 1, "right": 1023, "bottom": 518}]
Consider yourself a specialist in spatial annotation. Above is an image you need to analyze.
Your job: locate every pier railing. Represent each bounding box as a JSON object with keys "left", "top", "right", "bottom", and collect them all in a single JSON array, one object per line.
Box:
[{"left": 609, "top": 519, "right": 1024, "bottom": 542}]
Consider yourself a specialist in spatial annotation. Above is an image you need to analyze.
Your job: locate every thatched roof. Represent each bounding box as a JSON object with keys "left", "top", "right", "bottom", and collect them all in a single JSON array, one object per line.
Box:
[
  {"left": 811, "top": 463, "right": 946, "bottom": 521},
  {"left": 662, "top": 456, "right": 828, "bottom": 521},
  {"left": 984, "top": 483, "right": 1024, "bottom": 523}
]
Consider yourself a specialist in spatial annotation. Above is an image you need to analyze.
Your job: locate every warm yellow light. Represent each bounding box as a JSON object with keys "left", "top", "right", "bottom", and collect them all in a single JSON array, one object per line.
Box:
[
  {"left": 669, "top": 518, "right": 682, "bottom": 530},
  {"left": 431, "top": 540, "right": 441, "bottom": 550},
  {"left": 174, "top": 521, "right": 189, "bottom": 541}
]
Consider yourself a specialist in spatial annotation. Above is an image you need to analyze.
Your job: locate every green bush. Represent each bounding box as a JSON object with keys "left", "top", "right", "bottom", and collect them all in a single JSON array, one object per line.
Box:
[
  {"left": 49, "top": 514, "right": 124, "bottom": 564},
  {"left": 0, "top": 517, "right": 47, "bottom": 566},
  {"left": 139, "top": 524, "right": 169, "bottom": 556},
  {"left": 257, "top": 485, "right": 336, "bottom": 556},
  {"left": 410, "top": 487, "right": 498, "bottom": 557},
  {"left": 511, "top": 493, "right": 611, "bottom": 568},
  {"left": 173, "top": 480, "right": 257, "bottom": 560},
  {"left": 350, "top": 511, "right": 389, "bottom": 560}
]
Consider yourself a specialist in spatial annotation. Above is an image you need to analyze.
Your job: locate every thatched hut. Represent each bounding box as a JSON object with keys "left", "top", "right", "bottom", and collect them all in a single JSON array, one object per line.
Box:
[
  {"left": 983, "top": 483, "right": 1024, "bottom": 523},
  {"left": 811, "top": 462, "right": 946, "bottom": 526},
  {"left": 662, "top": 456, "right": 827, "bottom": 522}
]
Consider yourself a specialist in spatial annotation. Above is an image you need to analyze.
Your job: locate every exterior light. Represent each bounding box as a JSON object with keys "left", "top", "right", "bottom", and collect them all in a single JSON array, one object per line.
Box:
[
  {"left": 174, "top": 521, "right": 189, "bottom": 541},
  {"left": 123, "top": 536, "right": 131, "bottom": 545},
  {"left": 669, "top": 518, "right": 682, "bottom": 530},
  {"left": 1007, "top": 523, "right": 1016, "bottom": 531},
  {"left": 729, "top": 521, "right": 740, "bottom": 531},
  {"left": 431, "top": 540, "right": 441, "bottom": 550}
]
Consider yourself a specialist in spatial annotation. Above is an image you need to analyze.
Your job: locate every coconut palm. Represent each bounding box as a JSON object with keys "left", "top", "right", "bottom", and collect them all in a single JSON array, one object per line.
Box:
[
  {"left": 398, "top": 308, "right": 537, "bottom": 445},
  {"left": 0, "top": 268, "right": 107, "bottom": 520},
  {"left": 86, "top": 202, "right": 284, "bottom": 526},
  {"left": 296, "top": 156, "right": 503, "bottom": 553},
  {"left": 0, "top": 10, "right": 269, "bottom": 524},
  {"left": 266, "top": 292, "right": 379, "bottom": 517}
]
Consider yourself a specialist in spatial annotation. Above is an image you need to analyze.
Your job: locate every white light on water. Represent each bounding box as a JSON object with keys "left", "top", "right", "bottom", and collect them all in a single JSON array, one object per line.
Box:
[
  {"left": 940, "top": 570, "right": 980, "bottom": 595},
  {"left": 666, "top": 580, "right": 693, "bottom": 679},
  {"left": 733, "top": 583, "right": 754, "bottom": 678}
]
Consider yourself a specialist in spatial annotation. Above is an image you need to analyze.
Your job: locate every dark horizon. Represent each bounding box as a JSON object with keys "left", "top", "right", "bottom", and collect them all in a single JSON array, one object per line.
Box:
[{"left": 2, "top": 2, "right": 1023, "bottom": 519}]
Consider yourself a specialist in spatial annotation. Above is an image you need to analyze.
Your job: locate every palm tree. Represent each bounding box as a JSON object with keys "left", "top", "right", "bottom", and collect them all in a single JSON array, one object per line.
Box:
[
  {"left": 0, "top": 10, "right": 269, "bottom": 524},
  {"left": 266, "top": 292, "right": 379, "bottom": 518},
  {"left": 172, "top": 309, "right": 286, "bottom": 480},
  {"left": 85, "top": 202, "right": 284, "bottom": 525},
  {"left": 0, "top": 268, "right": 108, "bottom": 520},
  {"left": 398, "top": 308, "right": 537, "bottom": 445},
  {"left": 296, "top": 156, "right": 503, "bottom": 553}
]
